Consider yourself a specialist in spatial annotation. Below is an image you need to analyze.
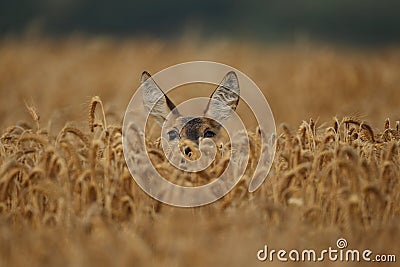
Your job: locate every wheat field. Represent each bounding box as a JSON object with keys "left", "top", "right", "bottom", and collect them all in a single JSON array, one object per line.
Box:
[{"left": 0, "top": 36, "right": 400, "bottom": 266}]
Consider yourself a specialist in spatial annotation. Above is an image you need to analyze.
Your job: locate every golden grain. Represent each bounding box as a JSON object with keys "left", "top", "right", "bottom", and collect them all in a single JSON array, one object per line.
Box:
[
  {"left": 1, "top": 39, "right": 400, "bottom": 267},
  {"left": 89, "top": 96, "right": 107, "bottom": 132}
]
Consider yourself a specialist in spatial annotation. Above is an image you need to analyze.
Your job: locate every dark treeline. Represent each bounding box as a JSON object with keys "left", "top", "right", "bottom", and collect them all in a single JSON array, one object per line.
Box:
[{"left": 1, "top": 0, "right": 399, "bottom": 44}]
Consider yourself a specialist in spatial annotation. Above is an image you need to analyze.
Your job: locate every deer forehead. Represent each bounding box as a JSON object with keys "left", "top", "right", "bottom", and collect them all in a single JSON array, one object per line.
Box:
[{"left": 178, "top": 117, "right": 220, "bottom": 129}]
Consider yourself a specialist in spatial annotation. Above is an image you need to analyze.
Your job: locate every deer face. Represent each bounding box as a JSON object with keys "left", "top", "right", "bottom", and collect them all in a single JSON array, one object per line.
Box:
[{"left": 141, "top": 71, "right": 240, "bottom": 156}]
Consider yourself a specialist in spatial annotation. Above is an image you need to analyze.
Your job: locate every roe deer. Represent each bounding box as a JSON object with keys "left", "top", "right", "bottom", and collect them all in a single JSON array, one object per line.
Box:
[{"left": 141, "top": 71, "right": 240, "bottom": 157}]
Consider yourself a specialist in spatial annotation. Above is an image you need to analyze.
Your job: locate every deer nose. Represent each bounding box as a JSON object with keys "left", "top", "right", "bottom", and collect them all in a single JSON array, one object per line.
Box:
[{"left": 184, "top": 146, "right": 192, "bottom": 155}]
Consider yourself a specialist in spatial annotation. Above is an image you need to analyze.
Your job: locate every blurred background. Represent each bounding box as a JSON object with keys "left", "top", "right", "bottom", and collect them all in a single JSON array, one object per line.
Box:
[
  {"left": 2, "top": 0, "right": 400, "bottom": 45},
  {"left": 0, "top": 0, "right": 400, "bottom": 131},
  {"left": 1, "top": 3, "right": 400, "bottom": 267}
]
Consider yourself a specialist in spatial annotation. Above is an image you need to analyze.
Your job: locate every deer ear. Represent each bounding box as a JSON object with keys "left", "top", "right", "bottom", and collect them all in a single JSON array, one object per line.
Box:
[
  {"left": 205, "top": 71, "right": 240, "bottom": 124},
  {"left": 141, "top": 71, "right": 177, "bottom": 125}
]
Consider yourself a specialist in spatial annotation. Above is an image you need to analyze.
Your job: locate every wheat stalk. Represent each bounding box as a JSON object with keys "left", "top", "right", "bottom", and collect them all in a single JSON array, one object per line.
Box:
[
  {"left": 89, "top": 96, "right": 107, "bottom": 132},
  {"left": 24, "top": 100, "right": 40, "bottom": 131}
]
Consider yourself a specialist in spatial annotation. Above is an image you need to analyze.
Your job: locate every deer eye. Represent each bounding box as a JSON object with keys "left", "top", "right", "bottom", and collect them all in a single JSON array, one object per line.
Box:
[
  {"left": 167, "top": 130, "right": 179, "bottom": 141},
  {"left": 203, "top": 130, "right": 216, "bottom": 138}
]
